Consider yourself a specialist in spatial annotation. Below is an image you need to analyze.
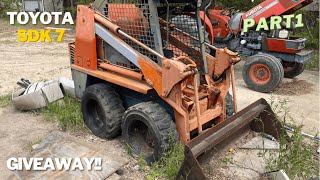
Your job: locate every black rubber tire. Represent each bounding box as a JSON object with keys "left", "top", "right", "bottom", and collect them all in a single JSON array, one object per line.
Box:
[
  {"left": 242, "top": 54, "right": 284, "bottom": 93},
  {"left": 122, "top": 102, "right": 178, "bottom": 163},
  {"left": 226, "top": 92, "right": 234, "bottom": 118},
  {"left": 262, "top": 53, "right": 284, "bottom": 83},
  {"left": 81, "top": 83, "right": 124, "bottom": 139},
  {"left": 282, "top": 61, "right": 305, "bottom": 78}
]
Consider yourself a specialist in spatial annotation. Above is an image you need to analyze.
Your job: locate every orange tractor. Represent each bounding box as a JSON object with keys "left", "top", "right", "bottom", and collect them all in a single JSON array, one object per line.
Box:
[
  {"left": 204, "top": 0, "right": 314, "bottom": 92},
  {"left": 70, "top": 0, "right": 284, "bottom": 178},
  {"left": 171, "top": 0, "right": 313, "bottom": 92}
]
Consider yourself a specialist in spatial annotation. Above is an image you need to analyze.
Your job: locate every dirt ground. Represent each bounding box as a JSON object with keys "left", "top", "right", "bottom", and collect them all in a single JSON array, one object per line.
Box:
[
  {"left": 234, "top": 61, "right": 319, "bottom": 134},
  {"left": 0, "top": 18, "right": 319, "bottom": 179},
  {"left": 0, "top": 20, "right": 72, "bottom": 95},
  {"left": 0, "top": 19, "right": 144, "bottom": 179},
  {"left": 0, "top": 107, "right": 144, "bottom": 179}
]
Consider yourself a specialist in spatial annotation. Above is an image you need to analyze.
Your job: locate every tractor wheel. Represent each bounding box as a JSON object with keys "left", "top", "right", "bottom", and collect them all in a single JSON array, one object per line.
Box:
[
  {"left": 122, "top": 102, "right": 178, "bottom": 164},
  {"left": 81, "top": 83, "right": 124, "bottom": 139},
  {"left": 226, "top": 92, "right": 234, "bottom": 118},
  {"left": 282, "top": 61, "right": 305, "bottom": 78},
  {"left": 242, "top": 54, "right": 284, "bottom": 93}
]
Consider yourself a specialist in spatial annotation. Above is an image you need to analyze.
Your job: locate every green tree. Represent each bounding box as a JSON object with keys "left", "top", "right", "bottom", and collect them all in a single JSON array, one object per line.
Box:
[
  {"left": 216, "top": 0, "right": 264, "bottom": 11},
  {"left": 0, "top": 0, "right": 21, "bottom": 17}
]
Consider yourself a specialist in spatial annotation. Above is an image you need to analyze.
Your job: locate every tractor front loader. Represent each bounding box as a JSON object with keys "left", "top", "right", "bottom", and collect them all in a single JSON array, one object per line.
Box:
[{"left": 69, "top": 0, "right": 285, "bottom": 179}]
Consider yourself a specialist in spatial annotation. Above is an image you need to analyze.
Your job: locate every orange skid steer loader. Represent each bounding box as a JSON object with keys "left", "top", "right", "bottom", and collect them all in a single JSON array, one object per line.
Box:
[{"left": 69, "top": 0, "right": 284, "bottom": 178}]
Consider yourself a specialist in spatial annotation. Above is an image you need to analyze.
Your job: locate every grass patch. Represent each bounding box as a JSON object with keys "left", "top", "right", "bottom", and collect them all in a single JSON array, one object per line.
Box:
[
  {"left": 42, "top": 96, "right": 87, "bottom": 132},
  {"left": 305, "top": 51, "right": 319, "bottom": 71},
  {"left": 266, "top": 97, "right": 319, "bottom": 179},
  {"left": 0, "top": 94, "right": 11, "bottom": 108},
  {"left": 266, "top": 124, "right": 318, "bottom": 179},
  {"left": 146, "top": 141, "right": 184, "bottom": 180}
]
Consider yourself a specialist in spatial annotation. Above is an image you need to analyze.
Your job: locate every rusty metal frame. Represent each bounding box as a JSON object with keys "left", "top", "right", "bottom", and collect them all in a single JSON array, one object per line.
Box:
[{"left": 72, "top": 5, "right": 241, "bottom": 144}]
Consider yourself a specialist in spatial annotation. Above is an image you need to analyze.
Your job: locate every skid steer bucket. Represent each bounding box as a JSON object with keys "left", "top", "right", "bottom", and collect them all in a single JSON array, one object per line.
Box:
[{"left": 177, "top": 98, "right": 284, "bottom": 180}]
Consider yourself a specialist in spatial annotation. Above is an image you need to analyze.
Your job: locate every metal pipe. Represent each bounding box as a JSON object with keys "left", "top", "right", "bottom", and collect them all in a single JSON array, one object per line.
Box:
[
  {"left": 284, "top": 125, "right": 320, "bottom": 141},
  {"left": 94, "top": 14, "right": 120, "bottom": 34},
  {"left": 164, "top": 0, "right": 170, "bottom": 48},
  {"left": 195, "top": 0, "right": 208, "bottom": 74},
  {"left": 193, "top": 75, "right": 202, "bottom": 133},
  {"left": 99, "top": 63, "right": 143, "bottom": 80},
  {"left": 118, "top": 30, "right": 164, "bottom": 59},
  {"left": 204, "top": 0, "right": 212, "bottom": 25},
  {"left": 41, "top": 0, "right": 45, "bottom": 11},
  {"left": 230, "top": 64, "right": 237, "bottom": 113}
]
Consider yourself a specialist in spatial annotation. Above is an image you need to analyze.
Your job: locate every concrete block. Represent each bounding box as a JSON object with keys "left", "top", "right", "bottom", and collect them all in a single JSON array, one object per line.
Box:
[{"left": 267, "top": 170, "right": 290, "bottom": 180}]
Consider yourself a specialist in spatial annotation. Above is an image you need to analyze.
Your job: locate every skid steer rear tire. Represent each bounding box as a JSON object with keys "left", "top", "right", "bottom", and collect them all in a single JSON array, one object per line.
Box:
[
  {"left": 81, "top": 83, "right": 124, "bottom": 139},
  {"left": 282, "top": 61, "right": 305, "bottom": 78},
  {"left": 242, "top": 54, "right": 284, "bottom": 93},
  {"left": 122, "top": 102, "right": 178, "bottom": 164}
]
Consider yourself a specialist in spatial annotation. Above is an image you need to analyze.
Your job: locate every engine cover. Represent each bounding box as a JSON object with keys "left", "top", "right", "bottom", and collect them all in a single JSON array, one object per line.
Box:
[{"left": 229, "top": 13, "right": 244, "bottom": 32}]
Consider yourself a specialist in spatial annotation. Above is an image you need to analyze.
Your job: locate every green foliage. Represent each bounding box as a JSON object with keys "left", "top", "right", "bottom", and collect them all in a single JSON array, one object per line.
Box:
[
  {"left": 294, "top": 12, "right": 319, "bottom": 49},
  {"left": 138, "top": 154, "right": 146, "bottom": 170},
  {"left": 293, "top": 10, "right": 319, "bottom": 71},
  {"left": 0, "top": 0, "right": 21, "bottom": 17},
  {"left": 266, "top": 97, "right": 318, "bottom": 179},
  {"left": 266, "top": 125, "right": 318, "bottom": 179},
  {"left": 305, "top": 51, "right": 319, "bottom": 71},
  {"left": 217, "top": 0, "right": 264, "bottom": 11},
  {"left": 76, "top": 0, "right": 94, "bottom": 5},
  {"left": 42, "top": 96, "right": 87, "bottom": 132},
  {"left": 0, "top": 94, "right": 11, "bottom": 108},
  {"left": 146, "top": 140, "right": 185, "bottom": 180}
]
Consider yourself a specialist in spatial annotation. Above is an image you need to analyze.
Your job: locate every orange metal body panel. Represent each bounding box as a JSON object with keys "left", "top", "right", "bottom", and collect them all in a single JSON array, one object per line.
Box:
[
  {"left": 207, "top": 9, "right": 230, "bottom": 38},
  {"left": 189, "top": 107, "right": 222, "bottom": 131},
  {"left": 138, "top": 57, "right": 163, "bottom": 95},
  {"left": 242, "top": 0, "right": 313, "bottom": 23},
  {"left": 74, "top": 6, "right": 97, "bottom": 70},
  {"left": 71, "top": 5, "right": 241, "bottom": 144},
  {"left": 199, "top": 11, "right": 215, "bottom": 44},
  {"left": 71, "top": 64, "right": 152, "bottom": 94},
  {"left": 99, "top": 62, "right": 143, "bottom": 80}
]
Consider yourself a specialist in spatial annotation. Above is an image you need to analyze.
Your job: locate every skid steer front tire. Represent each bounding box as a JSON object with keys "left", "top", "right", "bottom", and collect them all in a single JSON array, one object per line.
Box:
[
  {"left": 242, "top": 54, "right": 284, "bottom": 93},
  {"left": 81, "top": 83, "right": 124, "bottom": 139},
  {"left": 122, "top": 102, "right": 178, "bottom": 164}
]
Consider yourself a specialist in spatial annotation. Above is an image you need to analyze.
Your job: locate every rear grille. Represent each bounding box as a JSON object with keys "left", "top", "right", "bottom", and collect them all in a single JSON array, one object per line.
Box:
[
  {"left": 104, "top": 0, "right": 158, "bottom": 62},
  {"left": 69, "top": 42, "right": 75, "bottom": 64}
]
